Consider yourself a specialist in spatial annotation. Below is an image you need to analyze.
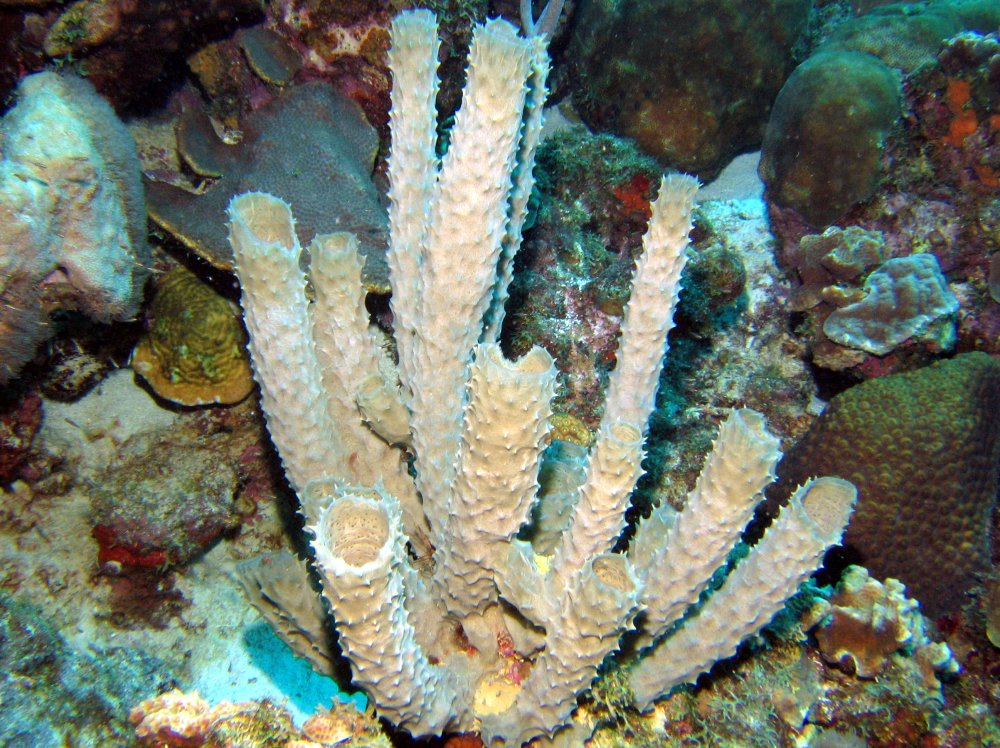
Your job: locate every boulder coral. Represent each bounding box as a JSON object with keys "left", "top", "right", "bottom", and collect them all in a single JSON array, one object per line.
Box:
[
  {"left": 568, "top": 0, "right": 810, "bottom": 179},
  {"left": 759, "top": 50, "right": 901, "bottom": 227},
  {"left": 0, "top": 71, "right": 149, "bottom": 384},
  {"left": 771, "top": 352, "right": 1000, "bottom": 617},
  {"left": 759, "top": 0, "right": 1000, "bottom": 227}
]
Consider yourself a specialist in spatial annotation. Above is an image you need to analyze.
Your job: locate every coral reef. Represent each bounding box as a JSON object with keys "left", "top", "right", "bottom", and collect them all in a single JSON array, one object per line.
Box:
[
  {"left": 759, "top": 0, "right": 1000, "bottom": 227},
  {"left": 810, "top": 566, "right": 958, "bottom": 702},
  {"left": 771, "top": 352, "right": 1000, "bottom": 617},
  {"left": 567, "top": 0, "right": 810, "bottom": 179},
  {"left": 574, "top": 581, "right": 979, "bottom": 748},
  {"left": 0, "top": 71, "right": 149, "bottom": 384},
  {"left": 227, "top": 10, "right": 856, "bottom": 744},
  {"left": 145, "top": 82, "right": 390, "bottom": 292},
  {"left": 34, "top": 0, "right": 263, "bottom": 110},
  {"left": 770, "top": 28, "right": 1000, "bottom": 376},
  {"left": 131, "top": 266, "right": 254, "bottom": 407}
]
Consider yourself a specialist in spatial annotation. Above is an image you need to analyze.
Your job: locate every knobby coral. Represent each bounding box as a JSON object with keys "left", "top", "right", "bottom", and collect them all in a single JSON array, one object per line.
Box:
[
  {"left": 226, "top": 10, "right": 856, "bottom": 746},
  {"left": 772, "top": 352, "right": 1000, "bottom": 617}
]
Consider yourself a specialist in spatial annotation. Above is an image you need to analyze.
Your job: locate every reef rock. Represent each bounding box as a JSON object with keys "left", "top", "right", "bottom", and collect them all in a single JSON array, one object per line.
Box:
[
  {"left": 90, "top": 430, "right": 240, "bottom": 570},
  {"left": 0, "top": 71, "right": 149, "bottom": 384}
]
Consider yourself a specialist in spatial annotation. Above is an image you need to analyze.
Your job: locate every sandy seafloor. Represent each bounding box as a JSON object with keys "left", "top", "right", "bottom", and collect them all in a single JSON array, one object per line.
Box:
[{"left": 0, "top": 150, "right": 771, "bottom": 728}]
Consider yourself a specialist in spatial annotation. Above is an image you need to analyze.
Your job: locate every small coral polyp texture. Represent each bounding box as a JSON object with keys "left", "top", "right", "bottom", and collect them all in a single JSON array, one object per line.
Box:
[
  {"left": 774, "top": 352, "right": 1000, "bottom": 617},
  {"left": 226, "top": 9, "right": 856, "bottom": 746}
]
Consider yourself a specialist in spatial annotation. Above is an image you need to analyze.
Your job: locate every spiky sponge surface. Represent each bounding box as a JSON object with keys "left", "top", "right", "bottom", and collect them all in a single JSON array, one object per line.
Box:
[{"left": 773, "top": 352, "right": 1000, "bottom": 617}]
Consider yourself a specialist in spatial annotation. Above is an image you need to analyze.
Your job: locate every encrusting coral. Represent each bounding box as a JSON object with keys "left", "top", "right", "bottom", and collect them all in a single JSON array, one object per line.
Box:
[{"left": 226, "top": 9, "right": 856, "bottom": 745}]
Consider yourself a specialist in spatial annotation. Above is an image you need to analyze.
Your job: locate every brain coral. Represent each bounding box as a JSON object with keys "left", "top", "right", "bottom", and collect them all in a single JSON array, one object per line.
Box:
[
  {"left": 131, "top": 266, "right": 254, "bottom": 406},
  {"left": 770, "top": 352, "right": 1000, "bottom": 617}
]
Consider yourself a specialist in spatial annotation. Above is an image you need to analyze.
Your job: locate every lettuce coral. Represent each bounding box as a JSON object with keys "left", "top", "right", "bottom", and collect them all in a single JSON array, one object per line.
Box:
[{"left": 822, "top": 253, "right": 959, "bottom": 356}]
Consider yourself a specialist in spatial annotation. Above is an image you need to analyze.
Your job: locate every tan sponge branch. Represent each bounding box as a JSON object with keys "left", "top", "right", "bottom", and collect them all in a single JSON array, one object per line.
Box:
[{"left": 227, "top": 9, "right": 856, "bottom": 745}]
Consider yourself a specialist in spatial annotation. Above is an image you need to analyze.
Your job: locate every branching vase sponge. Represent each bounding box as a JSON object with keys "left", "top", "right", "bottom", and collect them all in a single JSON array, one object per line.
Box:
[{"left": 227, "top": 9, "right": 856, "bottom": 745}]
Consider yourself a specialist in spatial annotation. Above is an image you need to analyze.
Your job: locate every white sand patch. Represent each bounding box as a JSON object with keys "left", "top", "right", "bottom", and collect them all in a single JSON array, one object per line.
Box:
[{"left": 39, "top": 369, "right": 178, "bottom": 476}]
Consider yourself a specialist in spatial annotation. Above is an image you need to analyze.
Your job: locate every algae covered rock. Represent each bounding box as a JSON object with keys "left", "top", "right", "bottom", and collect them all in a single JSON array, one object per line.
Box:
[
  {"left": 90, "top": 431, "right": 240, "bottom": 570},
  {"left": 568, "top": 0, "right": 809, "bottom": 179}
]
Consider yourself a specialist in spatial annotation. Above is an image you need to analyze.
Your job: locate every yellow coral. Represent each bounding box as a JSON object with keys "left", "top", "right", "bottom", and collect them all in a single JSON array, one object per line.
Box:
[
  {"left": 547, "top": 412, "right": 593, "bottom": 447},
  {"left": 131, "top": 266, "right": 254, "bottom": 406}
]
